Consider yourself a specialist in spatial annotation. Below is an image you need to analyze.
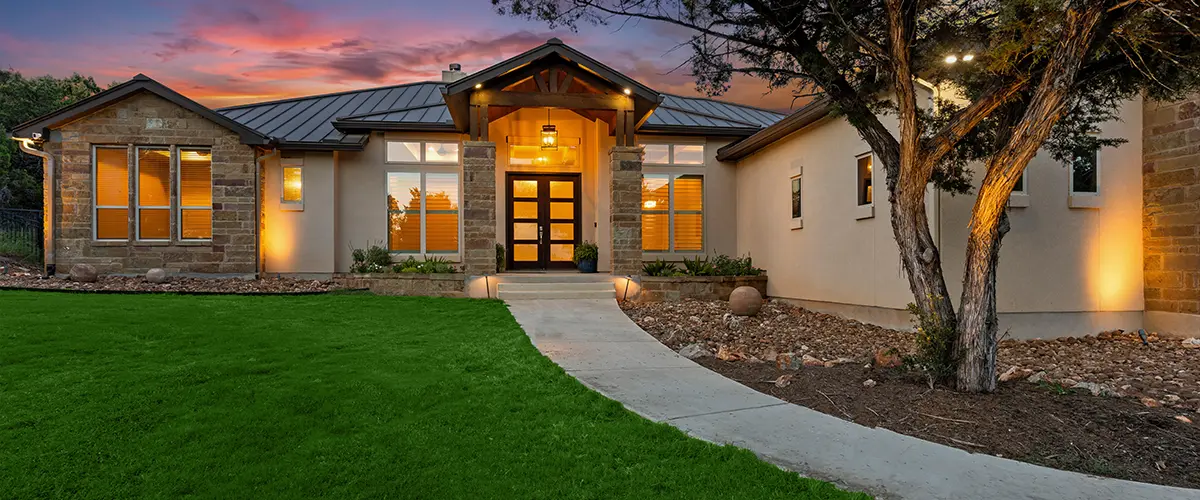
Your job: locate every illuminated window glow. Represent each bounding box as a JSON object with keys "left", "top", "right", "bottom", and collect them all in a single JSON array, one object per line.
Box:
[
  {"left": 178, "top": 149, "right": 212, "bottom": 240},
  {"left": 137, "top": 148, "right": 171, "bottom": 240},
  {"left": 387, "top": 172, "right": 460, "bottom": 254},
  {"left": 641, "top": 174, "right": 703, "bottom": 252},
  {"left": 94, "top": 147, "right": 129, "bottom": 240}
]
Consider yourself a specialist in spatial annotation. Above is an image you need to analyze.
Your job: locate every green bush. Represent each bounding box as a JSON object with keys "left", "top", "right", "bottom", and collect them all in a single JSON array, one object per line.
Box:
[
  {"left": 495, "top": 243, "right": 506, "bottom": 272},
  {"left": 681, "top": 255, "right": 715, "bottom": 276},
  {"left": 711, "top": 254, "right": 764, "bottom": 276},
  {"left": 391, "top": 256, "right": 457, "bottom": 274},
  {"left": 350, "top": 244, "right": 391, "bottom": 273},
  {"left": 905, "top": 297, "right": 957, "bottom": 384},
  {"left": 642, "top": 259, "right": 678, "bottom": 277},
  {"left": 573, "top": 241, "right": 598, "bottom": 264}
]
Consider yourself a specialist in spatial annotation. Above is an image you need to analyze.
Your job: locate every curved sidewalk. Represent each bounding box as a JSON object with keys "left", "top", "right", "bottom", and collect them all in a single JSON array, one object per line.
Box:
[{"left": 506, "top": 299, "right": 1200, "bottom": 500}]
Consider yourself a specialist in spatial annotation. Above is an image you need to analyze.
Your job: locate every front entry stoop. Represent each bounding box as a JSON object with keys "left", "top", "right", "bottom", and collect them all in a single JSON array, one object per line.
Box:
[{"left": 496, "top": 274, "right": 616, "bottom": 300}]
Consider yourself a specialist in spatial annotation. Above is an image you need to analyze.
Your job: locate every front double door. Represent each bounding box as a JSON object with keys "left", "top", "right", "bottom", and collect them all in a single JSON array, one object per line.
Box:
[{"left": 507, "top": 173, "right": 582, "bottom": 270}]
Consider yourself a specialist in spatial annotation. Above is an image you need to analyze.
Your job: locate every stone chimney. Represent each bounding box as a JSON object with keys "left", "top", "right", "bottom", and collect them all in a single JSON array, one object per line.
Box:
[{"left": 442, "top": 63, "right": 466, "bottom": 83}]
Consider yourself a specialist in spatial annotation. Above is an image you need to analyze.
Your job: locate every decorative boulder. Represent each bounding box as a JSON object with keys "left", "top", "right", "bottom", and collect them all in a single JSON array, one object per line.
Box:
[
  {"left": 69, "top": 264, "right": 97, "bottom": 283},
  {"left": 873, "top": 347, "right": 903, "bottom": 368},
  {"left": 146, "top": 268, "right": 169, "bottom": 284},
  {"left": 677, "top": 343, "right": 712, "bottom": 360},
  {"left": 728, "top": 286, "right": 763, "bottom": 316}
]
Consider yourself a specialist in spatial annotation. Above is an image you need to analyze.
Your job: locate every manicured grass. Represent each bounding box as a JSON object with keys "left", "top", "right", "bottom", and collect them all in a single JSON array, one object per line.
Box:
[{"left": 0, "top": 291, "right": 865, "bottom": 499}]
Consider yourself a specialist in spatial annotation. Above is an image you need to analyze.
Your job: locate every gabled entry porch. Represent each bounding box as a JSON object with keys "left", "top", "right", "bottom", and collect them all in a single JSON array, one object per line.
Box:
[{"left": 442, "top": 38, "right": 656, "bottom": 280}]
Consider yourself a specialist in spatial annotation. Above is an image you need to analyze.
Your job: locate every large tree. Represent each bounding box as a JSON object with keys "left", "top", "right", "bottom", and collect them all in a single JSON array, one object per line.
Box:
[
  {"left": 495, "top": 0, "right": 1200, "bottom": 391},
  {"left": 1, "top": 70, "right": 104, "bottom": 209}
]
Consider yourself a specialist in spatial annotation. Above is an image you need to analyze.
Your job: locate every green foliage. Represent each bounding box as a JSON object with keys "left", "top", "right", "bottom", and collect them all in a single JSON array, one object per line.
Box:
[
  {"left": 0, "top": 70, "right": 105, "bottom": 209},
  {"left": 0, "top": 230, "right": 41, "bottom": 266},
  {"left": 391, "top": 255, "right": 458, "bottom": 274},
  {"left": 573, "top": 240, "right": 598, "bottom": 264},
  {"left": 641, "top": 259, "right": 678, "bottom": 277},
  {"left": 495, "top": 243, "right": 506, "bottom": 272},
  {"left": 681, "top": 255, "right": 715, "bottom": 276},
  {"left": 349, "top": 243, "right": 391, "bottom": 273},
  {"left": 905, "top": 297, "right": 957, "bottom": 383},
  {"left": 711, "top": 254, "right": 764, "bottom": 276}
]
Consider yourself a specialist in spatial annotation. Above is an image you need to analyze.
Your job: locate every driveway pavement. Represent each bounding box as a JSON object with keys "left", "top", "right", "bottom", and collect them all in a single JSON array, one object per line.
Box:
[{"left": 506, "top": 298, "right": 1200, "bottom": 500}]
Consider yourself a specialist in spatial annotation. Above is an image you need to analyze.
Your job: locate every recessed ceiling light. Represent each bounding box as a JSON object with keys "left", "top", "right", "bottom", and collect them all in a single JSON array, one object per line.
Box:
[
  {"left": 623, "top": 88, "right": 631, "bottom": 95},
  {"left": 962, "top": 54, "right": 975, "bottom": 62},
  {"left": 474, "top": 83, "right": 482, "bottom": 89},
  {"left": 944, "top": 55, "right": 958, "bottom": 64}
]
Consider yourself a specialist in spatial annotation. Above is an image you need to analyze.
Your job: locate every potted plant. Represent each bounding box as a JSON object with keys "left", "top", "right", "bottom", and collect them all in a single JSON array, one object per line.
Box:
[{"left": 573, "top": 241, "right": 599, "bottom": 273}]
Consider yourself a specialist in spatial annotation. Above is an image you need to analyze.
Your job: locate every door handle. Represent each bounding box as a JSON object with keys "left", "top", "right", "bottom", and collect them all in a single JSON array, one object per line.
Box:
[{"left": 538, "top": 225, "right": 544, "bottom": 243}]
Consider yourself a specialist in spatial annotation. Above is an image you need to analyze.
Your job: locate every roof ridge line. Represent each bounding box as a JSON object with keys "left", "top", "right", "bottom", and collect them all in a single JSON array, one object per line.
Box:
[
  {"left": 337, "top": 102, "right": 445, "bottom": 120},
  {"left": 656, "top": 104, "right": 760, "bottom": 127},
  {"left": 661, "top": 92, "right": 787, "bottom": 117},
  {"left": 216, "top": 81, "right": 444, "bottom": 112}
]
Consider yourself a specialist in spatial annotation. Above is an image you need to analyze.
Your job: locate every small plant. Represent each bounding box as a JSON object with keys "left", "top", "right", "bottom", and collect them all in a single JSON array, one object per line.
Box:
[
  {"left": 681, "top": 255, "right": 715, "bottom": 276},
  {"left": 349, "top": 242, "right": 391, "bottom": 273},
  {"left": 573, "top": 241, "right": 598, "bottom": 264},
  {"left": 642, "top": 259, "right": 678, "bottom": 277},
  {"left": 905, "top": 296, "right": 957, "bottom": 385},
  {"left": 710, "top": 254, "right": 764, "bottom": 276},
  {"left": 391, "top": 255, "right": 458, "bottom": 274},
  {"left": 496, "top": 243, "right": 506, "bottom": 272}
]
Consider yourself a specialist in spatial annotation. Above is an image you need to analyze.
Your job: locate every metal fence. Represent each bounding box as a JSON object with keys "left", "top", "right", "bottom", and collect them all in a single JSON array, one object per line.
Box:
[{"left": 0, "top": 208, "right": 43, "bottom": 266}]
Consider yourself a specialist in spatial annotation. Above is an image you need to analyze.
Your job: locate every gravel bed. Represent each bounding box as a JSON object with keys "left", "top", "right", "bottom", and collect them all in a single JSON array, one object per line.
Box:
[{"left": 622, "top": 299, "right": 1200, "bottom": 411}]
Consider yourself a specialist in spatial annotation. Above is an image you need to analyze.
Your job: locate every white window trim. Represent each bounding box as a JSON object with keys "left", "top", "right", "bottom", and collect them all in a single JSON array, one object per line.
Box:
[
  {"left": 790, "top": 163, "right": 803, "bottom": 230},
  {"left": 639, "top": 142, "right": 706, "bottom": 166},
  {"left": 135, "top": 146, "right": 171, "bottom": 242},
  {"left": 1009, "top": 169, "right": 1031, "bottom": 208},
  {"left": 385, "top": 166, "right": 462, "bottom": 259},
  {"left": 384, "top": 140, "right": 461, "bottom": 165},
  {"left": 177, "top": 147, "right": 213, "bottom": 241},
  {"left": 1068, "top": 147, "right": 1102, "bottom": 209},
  {"left": 641, "top": 172, "right": 705, "bottom": 254},
  {"left": 855, "top": 152, "right": 875, "bottom": 220},
  {"left": 280, "top": 153, "right": 305, "bottom": 211},
  {"left": 92, "top": 145, "right": 129, "bottom": 242}
]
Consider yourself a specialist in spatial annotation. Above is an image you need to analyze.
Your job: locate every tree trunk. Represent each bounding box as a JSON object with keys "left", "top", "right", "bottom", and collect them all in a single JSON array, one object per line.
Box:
[
  {"left": 954, "top": 209, "right": 1010, "bottom": 392},
  {"left": 890, "top": 183, "right": 957, "bottom": 332}
]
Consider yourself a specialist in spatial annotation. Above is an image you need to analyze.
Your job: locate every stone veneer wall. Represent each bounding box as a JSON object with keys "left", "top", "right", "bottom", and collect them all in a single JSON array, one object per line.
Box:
[
  {"left": 53, "top": 91, "right": 258, "bottom": 275},
  {"left": 634, "top": 275, "right": 768, "bottom": 303},
  {"left": 332, "top": 273, "right": 466, "bottom": 297},
  {"left": 610, "top": 146, "right": 643, "bottom": 276},
  {"left": 461, "top": 141, "right": 497, "bottom": 276},
  {"left": 1142, "top": 98, "right": 1200, "bottom": 322}
]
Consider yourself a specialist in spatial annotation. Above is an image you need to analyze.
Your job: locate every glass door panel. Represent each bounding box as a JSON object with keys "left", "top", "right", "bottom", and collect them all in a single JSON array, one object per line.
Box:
[{"left": 506, "top": 174, "right": 581, "bottom": 270}]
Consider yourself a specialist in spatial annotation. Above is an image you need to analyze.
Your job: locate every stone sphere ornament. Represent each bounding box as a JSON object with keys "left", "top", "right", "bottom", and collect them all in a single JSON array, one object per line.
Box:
[{"left": 729, "top": 286, "right": 764, "bottom": 316}]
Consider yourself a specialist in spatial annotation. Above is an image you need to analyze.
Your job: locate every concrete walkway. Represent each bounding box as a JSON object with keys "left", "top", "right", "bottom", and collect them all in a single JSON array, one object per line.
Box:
[{"left": 506, "top": 299, "right": 1200, "bottom": 500}]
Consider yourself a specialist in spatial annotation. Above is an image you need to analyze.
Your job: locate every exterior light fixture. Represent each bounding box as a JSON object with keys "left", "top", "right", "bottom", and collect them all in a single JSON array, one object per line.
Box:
[
  {"left": 541, "top": 108, "right": 558, "bottom": 151},
  {"left": 623, "top": 88, "right": 632, "bottom": 95},
  {"left": 474, "top": 83, "right": 482, "bottom": 89},
  {"left": 962, "top": 54, "right": 975, "bottom": 62},
  {"left": 944, "top": 55, "right": 958, "bottom": 64}
]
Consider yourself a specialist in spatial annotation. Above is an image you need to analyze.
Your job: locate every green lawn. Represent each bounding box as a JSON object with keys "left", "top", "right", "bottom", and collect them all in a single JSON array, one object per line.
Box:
[{"left": 0, "top": 291, "right": 865, "bottom": 499}]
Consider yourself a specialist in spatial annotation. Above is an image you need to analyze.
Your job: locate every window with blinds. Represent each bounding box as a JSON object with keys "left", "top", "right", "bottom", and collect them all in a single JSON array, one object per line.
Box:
[
  {"left": 387, "top": 172, "right": 459, "bottom": 254},
  {"left": 641, "top": 174, "right": 703, "bottom": 252},
  {"left": 178, "top": 149, "right": 212, "bottom": 239},
  {"left": 94, "top": 147, "right": 129, "bottom": 240},
  {"left": 137, "top": 148, "right": 171, "bottom": 240}
]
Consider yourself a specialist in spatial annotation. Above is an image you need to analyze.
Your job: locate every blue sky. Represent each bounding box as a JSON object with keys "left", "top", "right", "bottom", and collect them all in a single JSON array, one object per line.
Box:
[{"left": 0, "top": 0, "right": 798, "bottom": 110}]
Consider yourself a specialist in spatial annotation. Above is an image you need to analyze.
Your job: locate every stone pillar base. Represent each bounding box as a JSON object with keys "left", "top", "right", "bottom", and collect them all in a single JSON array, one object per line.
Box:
[
  {"left": 461, "top": 141, "right": 497, "bottom": 276},
  {"left": 610, "top": 146, "right": 643, "bottom": 276}
]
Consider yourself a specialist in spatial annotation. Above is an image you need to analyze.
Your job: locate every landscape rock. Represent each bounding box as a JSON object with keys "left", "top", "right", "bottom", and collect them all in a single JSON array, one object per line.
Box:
[
  {"left": 728, "top": 286, "right": 763, "bottom": 316},
  {"left": 1182, "top": 338, "right": 1200, "bottom": 348},
  {"left": 69, "top": 264, "right": 97, "bottom": 283},
  {"left": 774, "top": 374, "right": 794, "bottom": 388},
  {"left": 145, "top": 268, "right": 169, "bottom": 284},
  {"left": 801, "top": 354, "right": 824, "bottom": 367},
  {"left": 775, "top": 352, "right": 802, "bottom": 371},
  {"left": 1176, "top": 415, "right": 1193, "bottom": 424},
  {"left": 873, "top": 347, "right": 902, "bottom": 368},
  {"left": 862, "top": 379, "right": 877, "bottom": 388},
  {"left": 999, "top": 366, "right": 1034, "bottom": 382},
  {"left": 722, "top": 313, "right": 742, "bottom": 330},
  {"left": 1027, "top": 371, "right": 1047, "bottom": 384},
  {"left": 677, "top": 343, "right": 711, "bottom": 359},
  {"left": 1072, "top": 381, "right": 1117, "bottom": 397},
  {"left": 1141, "top": 397, "right": 1161, "bottom": 408}
]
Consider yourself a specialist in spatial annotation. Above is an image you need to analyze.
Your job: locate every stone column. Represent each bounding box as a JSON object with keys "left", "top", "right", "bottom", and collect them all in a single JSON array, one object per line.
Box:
[
  {"left": 461, "top": 141, "right": 497, "bottom": 276},
  {"left": 610, "top": 146, "right": 643, "bottom": 276}
]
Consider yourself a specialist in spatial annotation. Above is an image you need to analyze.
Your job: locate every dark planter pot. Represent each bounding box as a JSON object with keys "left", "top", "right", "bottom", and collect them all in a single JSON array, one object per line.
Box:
[{"left": 577, "top": 259, "right": 597, "bottom": 273}]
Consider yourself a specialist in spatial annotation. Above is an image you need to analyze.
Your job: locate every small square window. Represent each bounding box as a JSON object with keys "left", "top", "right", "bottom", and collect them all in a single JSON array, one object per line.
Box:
[
  {"left": 1070, "top": 149, "right": 1099, "bottom": 194},
  {"left": 282, "top": 167, "right": 303, "bottom": 203},
  {"left": 1013, "top": 172, "right": 1025, "bottom": 193},
  {"left": 856, "top": 154, "right": 873, "bottom": 206}
]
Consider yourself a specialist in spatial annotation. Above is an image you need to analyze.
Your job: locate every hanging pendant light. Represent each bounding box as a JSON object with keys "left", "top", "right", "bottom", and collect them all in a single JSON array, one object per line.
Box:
[{"left": 541, "top": 107, "right": 558, "bottom": 151}]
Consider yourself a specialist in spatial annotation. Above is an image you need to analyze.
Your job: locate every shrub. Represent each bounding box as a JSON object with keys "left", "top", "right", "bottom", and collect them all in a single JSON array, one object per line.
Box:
[
  {"left": 681, "top": 255, "right": 715, "bottom": 276},
  {"left": 905, "top": 297, "right": 957, "bottom": 385},
  {"left": 391, "top": 256, "right": 457, "bottom": 274},
  {"left": 711, "top": 254, "right": 764, "bottom": 276},
  {"left": 495, "top": 243, "right": 506, "bottom": 272},
  {"left": 642, "top": 259, "right": 678, "bottom": 277},
  {"left": 349, "top": 243, "right": 391, "bottom": 273},
  {"left": 573, "top": 241, "right": 598, "bottom": 264}
]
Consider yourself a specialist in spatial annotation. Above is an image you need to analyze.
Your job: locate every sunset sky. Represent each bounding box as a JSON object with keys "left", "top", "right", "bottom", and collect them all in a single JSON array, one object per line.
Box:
[{"left": 1, "top": 0, "right": 802, "bottom": 112}]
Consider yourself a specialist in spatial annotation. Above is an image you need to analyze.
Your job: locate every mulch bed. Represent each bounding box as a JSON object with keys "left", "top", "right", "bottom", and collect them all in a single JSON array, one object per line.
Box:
[
  {"left": 0, "top": 264, "right": 344, "bottom": 295},
  {"left": 623, "top": 299, "right": 1200, "bottom": 489}
]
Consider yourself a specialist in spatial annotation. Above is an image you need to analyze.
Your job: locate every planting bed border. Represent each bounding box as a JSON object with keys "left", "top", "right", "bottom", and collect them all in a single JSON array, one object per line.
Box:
[
  {"left": 333, "top": 273, "right": 466, "bottom": 297},
  {"left": 635, "top": 275, "right": 767, "bottom": 302}
]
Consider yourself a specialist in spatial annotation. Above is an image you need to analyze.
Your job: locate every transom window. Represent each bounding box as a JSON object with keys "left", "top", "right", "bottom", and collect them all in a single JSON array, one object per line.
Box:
[
  {"left": 387, "top": 172, "right": 460, "bottom": 254},
  {"left": 641, "top": 143, "right": 704, "bottom": 165},
  {"left": 386, "top": 141, "right": 460, "bottom": 163},
  {"left": 642, "top": 174, "right": 703, "bottom": 252}
]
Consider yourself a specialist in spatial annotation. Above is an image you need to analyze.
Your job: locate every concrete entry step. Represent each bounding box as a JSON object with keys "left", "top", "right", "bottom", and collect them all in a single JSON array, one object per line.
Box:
[
  {"left": 496, "top": 278, "right": 616, "bottom": 300},
  {"left": 495, "top": 272, "right": 616, "bottom": 283}
]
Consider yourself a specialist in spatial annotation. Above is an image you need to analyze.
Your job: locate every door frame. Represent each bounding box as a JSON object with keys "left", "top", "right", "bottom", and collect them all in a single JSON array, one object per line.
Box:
[{"left": 505, "top": 172, "right": 583, "bottom": 271}]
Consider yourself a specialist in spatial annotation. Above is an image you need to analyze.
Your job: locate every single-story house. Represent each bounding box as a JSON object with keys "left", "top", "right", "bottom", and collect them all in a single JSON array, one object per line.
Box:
[{"left": 10, "top": 38, "right": 1198, "bottom": 338}]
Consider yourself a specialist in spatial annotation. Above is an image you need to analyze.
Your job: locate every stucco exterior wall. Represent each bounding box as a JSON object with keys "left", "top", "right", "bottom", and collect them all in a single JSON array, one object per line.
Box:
[
  {"left": 261, "top": 151, "right": 337, "bottom": 275},
  {"left": 50, "top": 91, "right": 258, "bottom": 275},
  {"left": 736, "top": 97, "right": 1145, "bottom": 338}
]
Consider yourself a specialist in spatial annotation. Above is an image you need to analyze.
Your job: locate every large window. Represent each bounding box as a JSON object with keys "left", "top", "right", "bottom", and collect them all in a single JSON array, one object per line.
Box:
[
  {"left": 136, "top": 148, "right": 171, "bottom": 240},
  {"left": 94, "top": 147, "right": 129, "bottom": 240},
  {"left": 641, "top": 174, "right": 703, "bottom": 252},
  {"left": 387, "top": 172, "right": 460, "bottom": 254},
  {"left": 178, "top": 149, "right": 212, "bottom": 240}
]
